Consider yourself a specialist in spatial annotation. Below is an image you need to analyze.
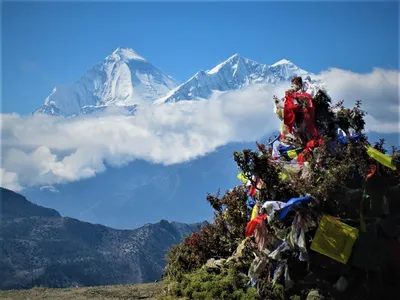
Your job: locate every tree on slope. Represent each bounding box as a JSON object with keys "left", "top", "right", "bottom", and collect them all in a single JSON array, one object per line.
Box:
[{"left": 161, "top": 77, "right": 400, "bottom": 300}]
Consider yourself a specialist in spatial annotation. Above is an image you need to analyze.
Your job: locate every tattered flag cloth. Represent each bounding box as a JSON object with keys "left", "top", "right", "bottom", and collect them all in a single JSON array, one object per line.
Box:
[
  {"left": 305, "top": 137, "right": 323, "bottom": 151},
  {"left": 262, "top": 201, "right": 286, "bottom": 216},
  {"left": 278, "top": 196, "right": 312, "bottom": 220},
  {"left": 279, "top": 162, "right": 304, "bottom": 181},
  {"left": 248, "top": 253, "right": 268, "bottom": 281},
  {"left": 271, "top": 264, "right": 284, "bottom": 286},
  {"left": 268, "top": 134, "right": 281, "bottom": 146},
  {"left": 297, "top": 138, "right": 323, "bottom": 164},
  {"left": 248, "top": 175, "right": 264, "bottom": 197},
  {"left": 255, "top": 176, "right": 264, "bottom": 189},
  {"left": 269, "top": 240, "right": 291, "bottom": 260},
  {"left": 237, "top": 173, "right": 248, "bottom": 184},
  {"left": 254, "top": 220, "right": 269, "bottom": 251},
  {"left": 278, "top": 145, "right": 296, "bottom": 152},
  {"left": 289, "top": 214, "right": 309, "bottom": 261},
  {"left": 251, "top": 204, "right": 259, "bottom": 220},
  {"left": 249, "top": 185, "right": 257, "bottom": 197},
  {"left": 238, "top": 173, "right": 264, "bottom": 197},
  {"left": 366, "top": 146, "right": 397, "bottom": 170},
  {"left": 278, "top": 145, "right": 304, "bottom": 160},
  {"left": 245, "top": 214, "right": 267, "bottom": 237},
  {"left": 337, "top": 134, "right": 360, "bottom": 145},
  {"left": 247, "top": 197, "right": 257, "bottom": 209},
  {"left": 286, "top": 148, "right": 304, "bottom": 159},
  {"left": 297, "top": 152, "right": 309, "bottom": 164},
  {"left": 272, "top": 140, "right": 281, "bottom": 160}
]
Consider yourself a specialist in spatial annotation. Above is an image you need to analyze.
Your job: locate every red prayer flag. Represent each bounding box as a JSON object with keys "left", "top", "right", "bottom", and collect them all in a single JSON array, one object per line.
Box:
[{"left": 245, "top": 214, "right": 267, "bottom": 237}]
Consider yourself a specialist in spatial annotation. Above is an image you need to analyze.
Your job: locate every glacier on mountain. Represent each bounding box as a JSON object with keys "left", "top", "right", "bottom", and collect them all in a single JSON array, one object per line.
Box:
[{"left": 34, "top": 48, "right": 318, "bottom": 117}]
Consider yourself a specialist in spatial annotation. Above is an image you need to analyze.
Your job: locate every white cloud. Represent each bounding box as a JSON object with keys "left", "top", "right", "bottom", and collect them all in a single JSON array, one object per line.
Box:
[
  {"left": 0, "top": 168, "right": 23, "bottom": 192},
  {"left": 39, "top": 185, "right": 60, "bottom": 193},
  {"left": 0, "top": 84, "right": 281, "bottom": 190},
  {"left": 316, "top": 67, "right": 399, "bottom": 133},
  {"left": 0, "top": 68, "right": 398, "bottom": 191}
]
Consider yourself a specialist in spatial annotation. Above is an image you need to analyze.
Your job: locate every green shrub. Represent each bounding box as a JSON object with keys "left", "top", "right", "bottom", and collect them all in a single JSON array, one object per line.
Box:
[
  {"left": 161, "top": 265, "right": 257, "bottom": 300},
  {"left": 163, "top": 187, "right": 251, "bottom": 280}
]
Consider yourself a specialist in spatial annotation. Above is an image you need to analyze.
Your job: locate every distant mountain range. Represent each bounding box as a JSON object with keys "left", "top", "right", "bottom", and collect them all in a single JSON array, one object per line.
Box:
[
  {"left": 0, "top": 187, "right": 202, "bottom": 290},
  {"left": 34, "top": 47, "right": 314, "bottom": 117},
  {"left": 155, "top": 55, "right": 310, "bottom": 104}
]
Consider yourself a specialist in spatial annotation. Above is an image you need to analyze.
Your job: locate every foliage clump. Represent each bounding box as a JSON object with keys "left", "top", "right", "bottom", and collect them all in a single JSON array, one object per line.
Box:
[
  {"left": 161, "top": 78, "right": 400, "bottom": 300},
  {"left": 163, "top": 187, "right": 250, "bottom": 280},
  {"left": 162, "top": 265, "right": 257, "bottom": 300}
]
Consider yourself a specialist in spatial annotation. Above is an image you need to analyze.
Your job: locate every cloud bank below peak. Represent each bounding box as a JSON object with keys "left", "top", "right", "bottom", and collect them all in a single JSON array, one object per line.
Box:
[{"left": 1, "top": 67, "right": 399, "bottom": 191}]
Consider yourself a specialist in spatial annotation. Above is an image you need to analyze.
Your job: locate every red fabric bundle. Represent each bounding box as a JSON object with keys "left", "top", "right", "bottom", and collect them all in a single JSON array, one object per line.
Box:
[
  {"left": 297, "top": 138, "right": 323, "bottom": 164},
  {"left": 245, "top": 214, "right": 267, "bottom": 237},
  {"left": 248, "top": 176, "right": 263, "bottom": 197},
  {"left": 249, "top": 185, "right": 257, "bottom": 197},
  {"left": 283, "top": 91, "right": 299, "bottom": 132},
  {"left": 297, "top": 152, "right": 308, "bottom": 164},
  {"left": 306, "top": 137, "right": 323, "bottom": 150},
  {"left": 283, "top": 92, "right": 318, "bottom": 138}
]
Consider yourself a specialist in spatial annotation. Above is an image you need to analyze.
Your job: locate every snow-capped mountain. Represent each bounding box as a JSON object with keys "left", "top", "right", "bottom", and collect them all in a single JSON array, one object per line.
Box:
[
  {"left": 154, "top": 54, "right": 311, "bottom": 104},
  {"left": 35, "top": 47, "right": 179, "bottom": 117},
  {"left": 34, "top": 47, "right": 315, "bottom": 116}
]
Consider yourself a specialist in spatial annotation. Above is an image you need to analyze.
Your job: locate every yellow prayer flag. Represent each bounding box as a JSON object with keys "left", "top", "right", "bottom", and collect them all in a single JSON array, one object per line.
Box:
[
  {"left": 310, "top": 215, "right": 359, "bottom": 264},
  {"left": 237, "top": 173, "right": 248, "bottom": 184},
  {"left": 251, "top": 205, "right": 258, "bottom": 220},
  {"left": 366, "top": 146, "right": 396, "bottom": 170},
  {"left": 287, "top": 149, "right": 298, "bottom": 159}
]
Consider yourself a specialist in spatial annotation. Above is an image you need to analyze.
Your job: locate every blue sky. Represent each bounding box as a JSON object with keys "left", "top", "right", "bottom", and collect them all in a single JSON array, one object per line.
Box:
[{"left": 2, "top": 1, "right": 399, "bottom": 114}]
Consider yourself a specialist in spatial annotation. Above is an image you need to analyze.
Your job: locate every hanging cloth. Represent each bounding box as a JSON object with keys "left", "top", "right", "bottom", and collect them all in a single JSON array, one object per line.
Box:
[
  {"left": 251, "top": 204, "right": 259, "bottom": 220},
  {"left": 262, "top": 201, "right": 286, "bottom": 216},
  {"left": 366, "top": 146, "right": 396, "bottom": 170},
  {"left": 283, "top": 91, "right": 318, "bottom": 138},
  {"left": 237, "top": 173, "right": 248, "bottom": 184},
  {"left": 278, "top": 196, "right": 312, "bottom": 220},
  {"left": 310, "top": 215, "right": 359, "bottom": 264},
  {"left": 245, "top": 214, "right": 267, "bottom": 237}
]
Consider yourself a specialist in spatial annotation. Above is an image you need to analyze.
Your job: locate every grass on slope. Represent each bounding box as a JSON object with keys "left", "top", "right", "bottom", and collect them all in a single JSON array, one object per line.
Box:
[{"left": 0, "top": 282, "right": 166, "bottom": 300}]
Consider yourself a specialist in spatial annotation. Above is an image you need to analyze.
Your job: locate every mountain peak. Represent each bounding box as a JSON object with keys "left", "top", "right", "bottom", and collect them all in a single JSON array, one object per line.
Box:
[
  {"left": 206, "top": 53, "right": 243, "bottom": 75},
  {"left": 35, "top": 46, "right": 179, "bottom": 116},
  {"left": 1, "top": 187, "right": 61, "bottom": 218},
  {"left": 228, "top": 53, "right": 241, "bottom": 60},
  {"left": 109, "top": 47, "right": 147, "bottom": 62},
  {"left": 271, "top": 58, "right": 292, "bottom": 67}
]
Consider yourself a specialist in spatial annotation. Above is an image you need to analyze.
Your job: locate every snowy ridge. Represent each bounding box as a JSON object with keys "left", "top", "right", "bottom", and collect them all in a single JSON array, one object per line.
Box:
[
  {"left": 34, "top": 48, "right": 316, "bottom": 116},
  {"left": 155, "top": 54, "right": 312, "bottom": 104},
  {"left": 271, "top": 59, "right": 291, "bottom": 67}
]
